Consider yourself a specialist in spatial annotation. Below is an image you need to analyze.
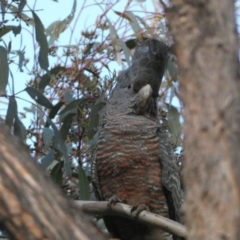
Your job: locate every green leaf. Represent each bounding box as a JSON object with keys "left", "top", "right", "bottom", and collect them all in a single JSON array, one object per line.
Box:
[
  {"left": 45, "top": 101, "right": 64, "bottom": 127},
  {"left": 47, "top": 118, "right": 71, "bottom": 176},
  {"left": 165, "top": 103, "right": 182, "bottom": 146},
  {"left": 18, "top": 0, "right": 26, "bottom": 13},
  {"left": 37, "top": 106, "right": 45, "bottom": 125},
  {"left": 70, "top": 125, "right": 78, "bottom": 143},
  {"left": 39, "top": 73, "right": 50, "bottom": 90},
  {"left": 50, "top": 162, "right": 63, "bottom": 185},
  {"left": 41, "top": 149, "right": 55, "bottom": 169},
  {"left": 0, "top": 1, "right": 6, "bottom": 21},
  {"left": 43, "top": 127, "right": 54, "bottom": 150},
  {"left": 168, "top": 85, "right": 175, "bottom": 106},
  {"left": 49, "top": 101, "right": 64, "bottom": 119},
  {"left": 0, "top": 26, "right": 18, "bottom": 38},
  {"left": 39, "top": 66, "right": 65, "bottom": 90},
  {"left": 0, "top": 27, "right": 11, "bottom": 38},
  {"left": 88, "top": 131, "right": 99, "bottom": 148},
  {"left": 13, "top": 115, "right": 26, "bottom": 139},
  {"left": 59, "top": 99, "right": 83, "bottom": 116},
  {"left": 17, "top": 48, "right": 25, "bottom": 72},
  {"left": 5, "top": 96, "right": 17, "bottom": 128},
  {"left": 60, "top": 113, "right": 74, "bottom": 141},
  {"left": 88, "top": 95, "right": 106, "bottom": 140},
  {"left": 25, "top": 86, "right": 53, "bottom": 109},
  {"left": 32, "top": 10, "right": 49, "bottom": 71},
  {"left": 0, "top": 46, "right": 9, "bottom": 93},
  {"left": 12, "top": 24, "right": 21, "bottom": 36},
  {"left": 64, "top": 89, "right": 74, "bottom": 104},
  {"left": 79, "top": 166, "right": 90, "bottom": 200}
]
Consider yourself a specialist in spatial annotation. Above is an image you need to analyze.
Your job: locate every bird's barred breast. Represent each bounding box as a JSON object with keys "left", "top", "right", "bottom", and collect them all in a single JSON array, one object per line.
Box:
[{"left": 96, "top": 115, "right": 169, "bottom": 218}]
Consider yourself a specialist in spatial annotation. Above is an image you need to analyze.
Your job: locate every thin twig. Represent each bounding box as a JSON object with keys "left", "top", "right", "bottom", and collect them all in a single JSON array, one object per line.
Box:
[{"left": 74, "top": 201, "right": 187, "bottom": 238}]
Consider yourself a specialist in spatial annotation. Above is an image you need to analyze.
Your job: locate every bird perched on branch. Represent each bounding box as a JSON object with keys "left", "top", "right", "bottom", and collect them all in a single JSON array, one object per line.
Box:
[{"left": 91, "top": 39, "right": 183, "bottom": 240}]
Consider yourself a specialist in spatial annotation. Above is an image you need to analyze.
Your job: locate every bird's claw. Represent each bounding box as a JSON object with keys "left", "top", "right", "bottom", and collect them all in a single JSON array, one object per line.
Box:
[
  {"left": 107, "top": 195, "right": 122, "bottom": 210},
  {"left": 131, "top": 204, "right": 149, "bottom": 219}
]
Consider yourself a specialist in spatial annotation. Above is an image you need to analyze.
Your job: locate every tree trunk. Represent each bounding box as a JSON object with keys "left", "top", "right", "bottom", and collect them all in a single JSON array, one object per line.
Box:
[
  {"left": 0, "top": 123, "right": 106, "bottom": 240},
  {"left": 165, "top": 1, "right": 240, "bottom": 239}
]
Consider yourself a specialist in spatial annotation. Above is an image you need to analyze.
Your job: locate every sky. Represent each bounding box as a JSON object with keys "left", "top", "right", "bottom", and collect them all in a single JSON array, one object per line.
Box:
[
  {"left": 2, "top": 0, "right": 238, "bottom": 130},
  {"left": 1, "top": 0, "right": 156, "bottom": 127}
]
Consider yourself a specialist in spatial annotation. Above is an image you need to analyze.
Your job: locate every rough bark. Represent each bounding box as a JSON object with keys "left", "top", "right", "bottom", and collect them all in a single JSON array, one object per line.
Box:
[
  {"left": 164, "top": 1, "right": 240, "bottom": 240},
  {"left": 0, "top": 123, "right": 106, "bottom": 240}
]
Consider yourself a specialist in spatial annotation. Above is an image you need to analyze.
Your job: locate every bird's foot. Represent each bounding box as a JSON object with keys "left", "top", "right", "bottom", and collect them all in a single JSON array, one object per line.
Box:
[
  {"left": 131, "top": 204, "right": 149, "bottom": 219},
  {"left": 107, "top": 195, "right": 122, "bottom": 210}
]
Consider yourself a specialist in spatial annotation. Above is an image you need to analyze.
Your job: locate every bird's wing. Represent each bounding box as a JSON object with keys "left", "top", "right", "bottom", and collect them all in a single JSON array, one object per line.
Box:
[{"left": 158, "top": 128, "right": 183, "bottom": 223}]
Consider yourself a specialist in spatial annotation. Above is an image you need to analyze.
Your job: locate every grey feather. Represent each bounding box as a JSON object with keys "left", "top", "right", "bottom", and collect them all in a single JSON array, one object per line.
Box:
[{"left": 91, "top": 39, "right": 183, "bottom": 240}]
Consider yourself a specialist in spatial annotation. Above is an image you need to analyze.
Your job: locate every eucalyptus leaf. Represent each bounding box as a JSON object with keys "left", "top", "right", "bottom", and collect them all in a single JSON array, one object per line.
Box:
[
  {"left": 14, "top": 115, "right": 26, "bottom": 139},
  {"left": 18, "top": 0, "right": 26, "bottom": 13},
  {"left": 41, "top": 149, "right": 55, "bottom": 169},
  {"left": 47, "top": 118, "right": 71, "bottom": 176},
  {"left": 39, "top": 66, "right": 65, "bottom": 90},
  {"left": 59, "top": 99, "right": 83, "bottom": 116},
  {"left": 48, "top": 102, "right": 64, "bottom": 119},
  {"left": 79, "top": 166, "right": 90, "bottom": 200},
  {"left": 0, "top": 46, "right": 8, "bottom": 93},
  {"left": 0, "top": 25, "right": 19, "bottom": 37},
  {"left": 88, "top": 95, "right": 106, "bottom": 140},
  {"left": 32, "top": 10, "right": 49, "bottom": 71},
  {"left": 60, "top": 113, "right": 74, "bottom": 141},
  {"left": 166, "top": 103, "right": 182, "bottom": 146},
  {"left": 12, "top": 24, "right": 21, "bottom": 36},
  {"left": 0, "top": 1, "right": 5, "bottom": 21},
  {"left": 5, "top": 96, "right": 17, "bottom": 128},
  {"left": 17, "top": 48, "right": 25, "bottom": 72},
  {"left": 43, "top": 127, "right": 54, "bottom": 150},
  {"left": 50, "top": 161, "right": 63, "bottom": 185},
  {"left": 0, "top": 26, "right": 11, "bottom": 38},
  {"left": 25, "top": 87, "right": 53, "bottom": 109},
  {"left": 64, "top": 89, "right": 74, "bottom": 104}
]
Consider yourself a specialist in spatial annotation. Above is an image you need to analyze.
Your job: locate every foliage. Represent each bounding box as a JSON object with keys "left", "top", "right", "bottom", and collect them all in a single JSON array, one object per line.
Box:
[{"left": 0, "top": 0, "right": 183, "bottom": 202}]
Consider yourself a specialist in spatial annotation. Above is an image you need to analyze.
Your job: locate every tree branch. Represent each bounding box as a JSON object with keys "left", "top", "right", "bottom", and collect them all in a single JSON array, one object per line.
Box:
[
  {"left": 165, "top": 1, "right": 240, "bottom": 239},
  {"left": 75, "top": 200, "right": 187, "bottom": 238},
  {"left": 0, "top": 123, "right": 106, "bottom": 240}
]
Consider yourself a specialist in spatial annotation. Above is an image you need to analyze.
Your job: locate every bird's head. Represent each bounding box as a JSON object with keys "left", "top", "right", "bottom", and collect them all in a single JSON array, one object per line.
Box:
[
  {"left": 131, "top": 39, "right": 169, "bottom": 98},
  {"left": 106, "top": 39, "right": 169, "bottom": 118}
]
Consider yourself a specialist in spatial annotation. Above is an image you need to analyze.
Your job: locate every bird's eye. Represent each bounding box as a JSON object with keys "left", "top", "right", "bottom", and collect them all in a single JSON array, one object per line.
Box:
[{"left": 127, "top": 84, "right": 131, "bottom": 89}]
